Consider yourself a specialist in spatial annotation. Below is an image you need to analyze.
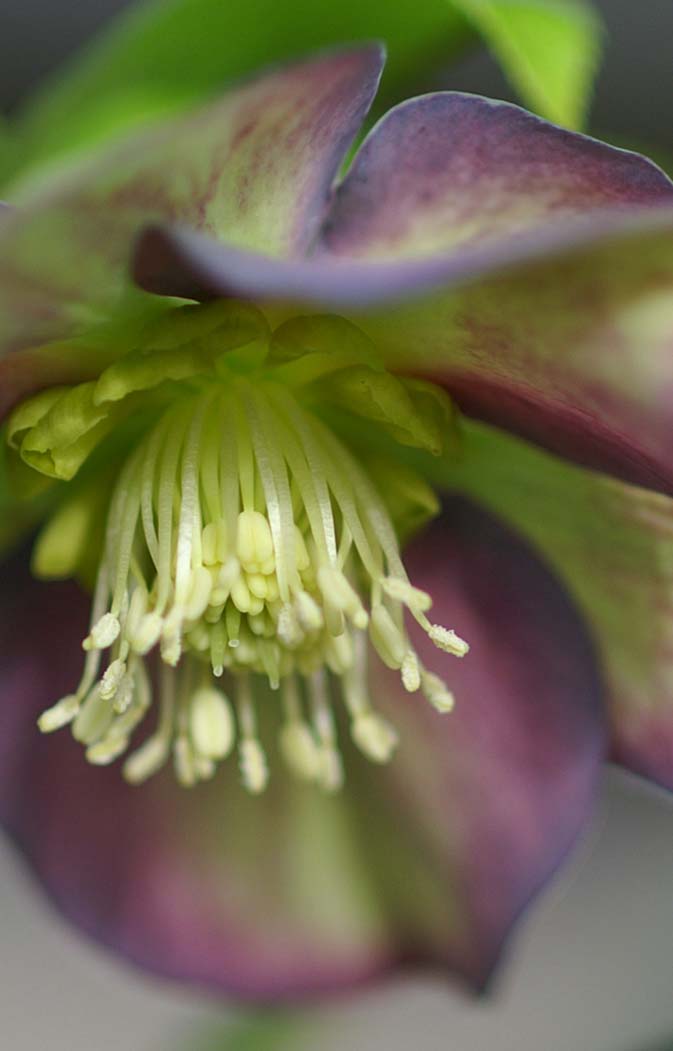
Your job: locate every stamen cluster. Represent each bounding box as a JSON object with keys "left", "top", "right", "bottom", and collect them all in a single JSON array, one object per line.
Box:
[{"left": 31, "top": 320, "right": 468, "bottom": 793}]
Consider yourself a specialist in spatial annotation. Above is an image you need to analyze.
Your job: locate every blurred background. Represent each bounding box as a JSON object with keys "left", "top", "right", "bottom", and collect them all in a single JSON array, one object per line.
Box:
[{"left": 2, "top": 2, "right": 673, "bottom": 1049}]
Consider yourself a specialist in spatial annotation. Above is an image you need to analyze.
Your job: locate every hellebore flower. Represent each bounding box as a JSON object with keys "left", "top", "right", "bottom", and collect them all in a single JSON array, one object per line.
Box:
[{"left": 2, "top": 45, "right": 673, "bottom": 999}]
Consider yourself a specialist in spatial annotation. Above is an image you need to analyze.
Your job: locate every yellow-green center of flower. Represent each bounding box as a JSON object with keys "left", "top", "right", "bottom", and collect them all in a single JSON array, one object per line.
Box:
[{"left": 8, "top": 301, "right": 468, "bottom": 793}]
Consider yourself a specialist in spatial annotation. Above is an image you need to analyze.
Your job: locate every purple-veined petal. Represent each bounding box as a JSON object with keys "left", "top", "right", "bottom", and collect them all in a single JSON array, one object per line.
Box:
[
  {"left": 0, "top": 493, "right": 603, "bottom": 998},
  {"left": 441, "top": 418, "right": 673, "bottom": 792},
  {"left": 0, "top": 47, "right": 383, "bottom": 412}
]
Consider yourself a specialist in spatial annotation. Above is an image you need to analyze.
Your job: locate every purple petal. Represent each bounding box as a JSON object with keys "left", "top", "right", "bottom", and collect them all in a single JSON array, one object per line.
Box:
[
  {"left": 0, "top": 558, "right": 395, "bottom": 1000},
  {"left": 320, "top": 92, "right": 673, "bottom": 260},
  {"left": 0, "top": 494, "right": 604, "bottom": 998}
]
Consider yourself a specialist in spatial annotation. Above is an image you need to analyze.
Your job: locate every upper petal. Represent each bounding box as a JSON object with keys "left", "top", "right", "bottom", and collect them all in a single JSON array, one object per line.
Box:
[
  {"left": 320, "top": 92, "right": 673, "bottom": 260},
  {"left": 0, "top": 495, "right": 603, "bottom": 998},
  {"left": 134, "top": 95, "right": 673, "bottom": 495},
  {"left": 0, "top": 47, "right": 382, "bottom": 412}
]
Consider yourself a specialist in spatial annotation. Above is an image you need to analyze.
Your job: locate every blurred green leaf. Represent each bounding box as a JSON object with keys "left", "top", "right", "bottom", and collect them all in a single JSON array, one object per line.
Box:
[
  {"left": 6, "top": 0, "right": 472, "bottom": 182},
  {"left": 453, "top": 0, "right": 603, "bottom": 127}
]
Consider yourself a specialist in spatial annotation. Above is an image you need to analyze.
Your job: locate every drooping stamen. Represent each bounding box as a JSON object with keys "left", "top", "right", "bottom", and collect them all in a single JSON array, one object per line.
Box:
[{"left": 35, "top": 362, "right": 468, "bottom": 794}]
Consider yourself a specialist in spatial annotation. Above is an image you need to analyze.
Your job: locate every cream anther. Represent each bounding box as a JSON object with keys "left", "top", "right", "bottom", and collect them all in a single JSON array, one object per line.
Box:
[
  {"left": 428, "top": 625, "right": 470, "bottom": 658},
  {"left": 37, "top": 694, "right": 80, "bottom": 732},
  {"left": 236, "top": 510, "right": 274, "bottom": 573},
  {"left": 401, "top": 651, "right": 421, "bottom": 693},
  {"left": 239, "top": 739, "right": 269, "bottom": 793},
  {"left": 99, "top": 658, "right": 126, "bottom": 700},
  {"left": 83, "top": 612, "right": 120, "bottom": 651},
  {"left": 189, "top": 687, "right": 234, "bottom": 760},
  {"left": 123, "top": 736, "right": 171, "bottom": 785},
  {"left": 421, "top": 670, "right": 456, "bottom": 713}
]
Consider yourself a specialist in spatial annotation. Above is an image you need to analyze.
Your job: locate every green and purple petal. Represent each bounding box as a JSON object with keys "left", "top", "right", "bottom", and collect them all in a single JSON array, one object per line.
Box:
[
  {"left": 444, "top": 419, "right": 673, "bottom": 791},
  {"left": 321, "top": 93, "right": 673, "bottom": 259},
  {"left": 0, "top": 501, "right": 603, "bottom": 998},
  {"left": 0, "top": 47, "right": 383, "bottom": 412}
]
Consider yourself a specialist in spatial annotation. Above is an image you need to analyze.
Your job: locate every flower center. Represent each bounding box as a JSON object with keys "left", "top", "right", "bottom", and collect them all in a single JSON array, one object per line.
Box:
[{"left": 10, "top": 303, "right": 468, "bottom": 793}]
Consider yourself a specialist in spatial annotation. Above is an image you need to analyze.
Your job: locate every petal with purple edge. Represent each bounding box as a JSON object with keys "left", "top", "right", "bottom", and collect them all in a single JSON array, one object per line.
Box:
[
  {"left": 0, "top": 493, "right": 604, "bottom": 998},
  {"left": 0, "top": 47, "right": 383, "bottom": 409},
  {"left": 442, "top": 419, "right": 673, "bottom": 793},
  {"left": 320, "top": 92, "right": 673, "bottom": 260}
]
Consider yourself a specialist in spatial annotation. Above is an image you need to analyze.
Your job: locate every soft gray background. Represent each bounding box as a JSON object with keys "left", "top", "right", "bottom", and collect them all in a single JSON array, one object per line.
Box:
[{"left": 3, "top": 3, "right": 673, "bottom": 1050}]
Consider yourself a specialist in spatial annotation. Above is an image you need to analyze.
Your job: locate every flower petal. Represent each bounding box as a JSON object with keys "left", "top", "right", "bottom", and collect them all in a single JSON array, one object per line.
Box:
[
  {"left": 133, "top": 95, "right": 673, "bottom": 494},
  {"left": 0, "top": 47, "right": 382, "bottom": 411},
  {"left": 0, "top": 492, "right": 603, "bottom": 997},
  {"left": 441, "top": 419, "right": 673, "bottom": 792},
  {"left": 321, "top": 92, "right": 673, "bottom": 260},
  {"left": 363, "top": 494, "right": 605, "bottom": 988},
  {"left": 0, "top": 560, "right": 395, "bottom": 998}
]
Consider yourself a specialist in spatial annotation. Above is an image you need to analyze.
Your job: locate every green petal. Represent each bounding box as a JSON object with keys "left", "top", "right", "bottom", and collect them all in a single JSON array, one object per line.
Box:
[{"left": 437, "top": 418, "right": 673, "bottom": 790}]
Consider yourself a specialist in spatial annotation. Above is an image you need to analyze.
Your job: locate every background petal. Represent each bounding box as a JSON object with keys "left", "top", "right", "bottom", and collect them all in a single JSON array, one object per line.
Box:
[
  {"left": 436, "top": 419, "right": 673, "bottom": 792},
  {"left": 0, "top": 495, "right": 603, "bottom": 998},
  {"left": 0, "top": 47, "right": 382, "bottom": 411}
]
